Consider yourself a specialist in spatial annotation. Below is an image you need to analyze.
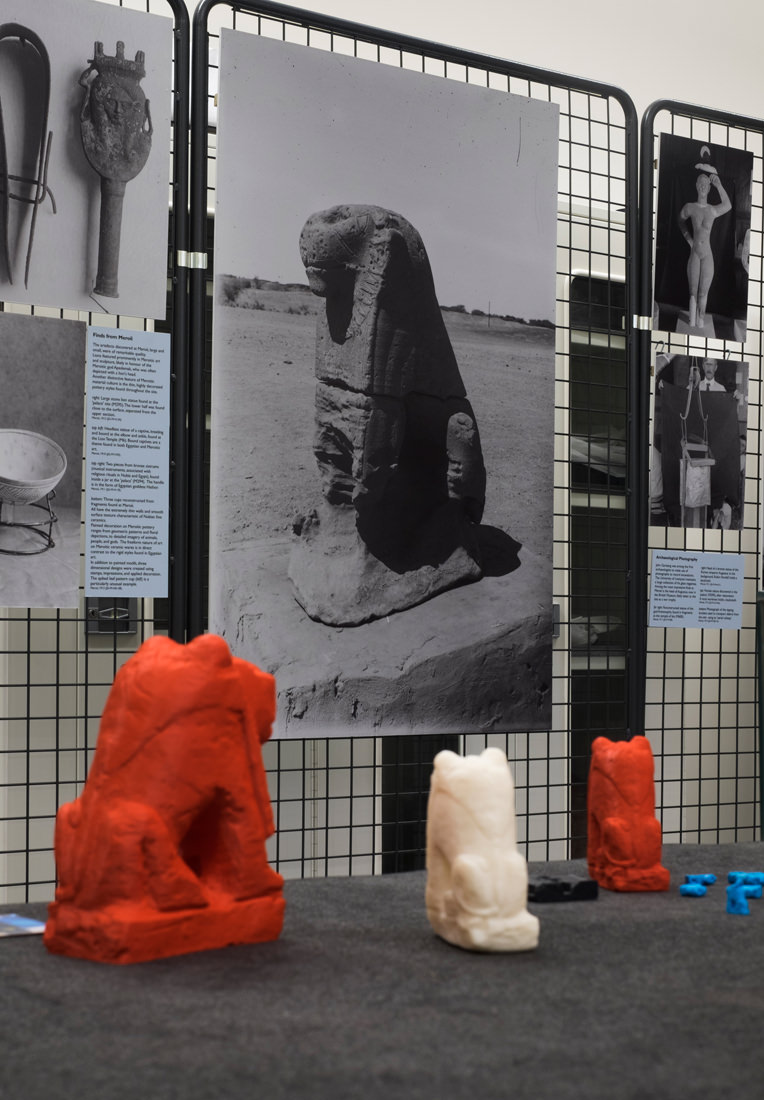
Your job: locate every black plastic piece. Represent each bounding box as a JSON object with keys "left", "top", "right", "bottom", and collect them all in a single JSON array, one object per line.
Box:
[{"left": 528, "top": 874, "right": 599, "bottom": 903}]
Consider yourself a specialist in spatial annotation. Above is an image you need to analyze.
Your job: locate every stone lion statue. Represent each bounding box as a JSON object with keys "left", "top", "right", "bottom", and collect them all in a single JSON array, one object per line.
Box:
[{"left": 290, "top": 204, "right": 487, "bottom": 625}]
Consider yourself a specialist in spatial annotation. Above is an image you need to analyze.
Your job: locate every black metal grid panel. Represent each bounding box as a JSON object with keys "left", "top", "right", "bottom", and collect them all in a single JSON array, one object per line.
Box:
[
  {"left": 566, "top": 270, "right": 630, "bottom": 854},
  {"left": 0, "top": 0, "right": 189, "bottom": 903},
  {"left": 191, "top": 1, "right": 639, "bottom": 876},
  {"left": 640, "top": 103, "right": 763, "bottom": 844},
  {"left": 4, "top": 13, "right": 761, "bottom": 904}
]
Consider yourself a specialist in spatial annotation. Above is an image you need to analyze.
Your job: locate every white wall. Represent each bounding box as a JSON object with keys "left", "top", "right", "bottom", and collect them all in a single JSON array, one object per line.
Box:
[{"left": 186, "top": 0, "right": 764, "bottom": 123}]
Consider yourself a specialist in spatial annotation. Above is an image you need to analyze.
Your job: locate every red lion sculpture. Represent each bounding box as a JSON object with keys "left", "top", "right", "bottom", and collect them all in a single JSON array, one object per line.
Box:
[
  {"left": 45, "top": 634, "right": 284, "bottom": 963},
  {"left": 587, "top": 735, "right": 670, "bottom": 892}
]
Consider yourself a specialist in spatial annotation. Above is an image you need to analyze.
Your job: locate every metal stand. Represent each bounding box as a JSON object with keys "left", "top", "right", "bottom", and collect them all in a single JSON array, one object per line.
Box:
[{"left": 0, "top": 491, "right": 58, "bottom": 554}]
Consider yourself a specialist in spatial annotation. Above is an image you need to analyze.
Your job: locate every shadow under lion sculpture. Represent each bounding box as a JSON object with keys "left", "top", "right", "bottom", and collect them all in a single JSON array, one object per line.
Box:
[{"left": 290, "top": 203, "right": 488, "bottom": 626}]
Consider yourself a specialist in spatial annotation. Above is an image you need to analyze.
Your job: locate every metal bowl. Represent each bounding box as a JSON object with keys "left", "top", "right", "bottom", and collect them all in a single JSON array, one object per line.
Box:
[{"left": 0, "top": 429, "right": 67, "bottom": 505}]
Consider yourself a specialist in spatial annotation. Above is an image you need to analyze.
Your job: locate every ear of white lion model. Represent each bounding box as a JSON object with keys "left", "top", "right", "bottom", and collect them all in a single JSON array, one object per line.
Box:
[{"left": 425, "top": 748, "right": 539, "bottom": 952}]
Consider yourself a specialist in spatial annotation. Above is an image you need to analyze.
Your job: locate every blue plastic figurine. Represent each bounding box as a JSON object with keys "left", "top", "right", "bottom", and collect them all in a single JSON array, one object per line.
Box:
[
  {"left": 726, "top": 882, "right": 750, "bottom": 914},
  {"left": 680, "top": 883, "right": 707, "bottom": 897},
  {"left": 726, "top": 882, "right": 761, "bottom": 914},
  {"left": 728, "top": 871, "right": 764, "bottom": 886},
  {"left": 685, "top": 874, "right": 716, "bottom": 886}
]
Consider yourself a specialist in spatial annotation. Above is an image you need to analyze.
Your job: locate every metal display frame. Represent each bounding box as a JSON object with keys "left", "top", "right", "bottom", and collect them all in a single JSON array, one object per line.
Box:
[
  {"left": 5, "top": 4, "right": 764, "bottom": 902},
  {"left": 188, "top": 0, "right": 641, "bottom": 871},
  {"left": 0, "top": 0, "right": 190, "bottom": 901},
  {"left": 639, "top": 100, "right": 764, "bottom": 844}
]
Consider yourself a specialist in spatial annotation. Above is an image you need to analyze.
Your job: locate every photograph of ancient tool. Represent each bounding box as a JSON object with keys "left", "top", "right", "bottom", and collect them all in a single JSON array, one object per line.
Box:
[
  {"left": 0, "top": 23, "right": 57, "bottom": 289},
  {"left": 79, "top": 40, "right": 152, "bottom": 300}
]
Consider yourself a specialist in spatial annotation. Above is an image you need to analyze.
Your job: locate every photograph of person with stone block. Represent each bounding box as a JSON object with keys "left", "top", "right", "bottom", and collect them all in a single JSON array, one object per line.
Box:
[
  {"left": 650, "top": 353, "right": 749, "bottom": 530},
  {"left": 653, "top": 134, "right": 753, "bottom": 341},
  {"left": 209, "top": 31, "right": 559, "bottom": 738}
]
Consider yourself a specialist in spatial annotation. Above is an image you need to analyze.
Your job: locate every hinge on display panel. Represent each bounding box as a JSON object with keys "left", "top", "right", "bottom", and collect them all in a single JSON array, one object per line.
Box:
[
  {"left": 85, "top": 597, "right": 138, "bottom": 635},
  {"left": 176, "top": 250, "right": 208, "bottom": 269}
]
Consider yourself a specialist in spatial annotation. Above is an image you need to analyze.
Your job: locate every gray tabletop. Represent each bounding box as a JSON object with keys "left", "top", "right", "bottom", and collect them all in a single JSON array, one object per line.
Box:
[{"left": 3, "top": 842, "right": 764, "bottom": 1100}]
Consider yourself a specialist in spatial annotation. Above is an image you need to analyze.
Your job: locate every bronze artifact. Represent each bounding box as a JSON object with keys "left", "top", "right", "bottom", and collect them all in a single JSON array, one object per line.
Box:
[{"left": 79, "top": 41, "right": 152, "bottom": 299}]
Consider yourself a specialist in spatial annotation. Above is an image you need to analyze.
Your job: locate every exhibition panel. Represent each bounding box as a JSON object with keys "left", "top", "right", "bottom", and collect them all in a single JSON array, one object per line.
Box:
[
  {"left": 640, "top": 103, "right": 764, "bottom": 846},
  {"left": 188, "top": 0, "right": 640, "bottom": 870},
  {"left": 0, "top": 0, "right": 190, "bottom": 900}
]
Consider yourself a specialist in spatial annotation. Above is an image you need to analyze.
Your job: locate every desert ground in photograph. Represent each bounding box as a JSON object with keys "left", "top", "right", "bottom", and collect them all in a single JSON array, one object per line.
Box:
[{"left": 210, "top": 282, "right": 554, "bottom": 737}]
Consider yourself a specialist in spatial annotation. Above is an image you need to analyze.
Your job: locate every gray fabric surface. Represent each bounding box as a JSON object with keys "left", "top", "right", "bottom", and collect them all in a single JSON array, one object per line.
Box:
[{"left": 2, "top": 842, "right": 764, "bottom": 1099}]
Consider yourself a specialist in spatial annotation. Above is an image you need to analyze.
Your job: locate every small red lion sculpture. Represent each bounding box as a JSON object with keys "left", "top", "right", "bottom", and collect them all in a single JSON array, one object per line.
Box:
[
  {"left": 45, "top": 634, "right": 285, "bottom": 963},
  {"left": 587, "top": 735, "right": 670, "bottom": 892}
]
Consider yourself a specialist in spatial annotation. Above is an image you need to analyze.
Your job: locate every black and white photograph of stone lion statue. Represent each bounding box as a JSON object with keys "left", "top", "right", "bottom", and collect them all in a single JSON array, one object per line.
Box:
[
  {"left": 209, "top": 30, "right": 560, "bottom": 739},
  {"left": 290, "top": 203, "right": 490, "bottom": 627}
]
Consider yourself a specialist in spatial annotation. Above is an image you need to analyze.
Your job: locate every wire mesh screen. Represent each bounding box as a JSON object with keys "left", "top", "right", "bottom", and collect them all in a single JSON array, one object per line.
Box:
[
  {"left": 16, "top": 6, "right": 751, "bottom": 900},
  {"left": 0, "top": 0, "right": 186, "bottom": 903},
  {"left": 0, "top": 3, "right": 641, "bottom": 898},
  {"left": 642, "top": 105, "right": 763, "bottom": 844},
  {"left": 0, "top": 610, "right": 163, "bottom": 901},
  {"left": 193, "top": 4, "right": 638, "bottom": 875},
  {"left": 4, "top": 12, "right": 762, "bottom": 909}
]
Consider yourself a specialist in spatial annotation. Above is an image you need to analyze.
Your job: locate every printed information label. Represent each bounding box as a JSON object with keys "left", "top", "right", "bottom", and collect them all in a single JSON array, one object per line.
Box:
[
  {"left": 86, "top": 327, "right": 170, "bottom": 597},
  {"left": 649, "top": 549, "right": 744, "bottom": 630}
]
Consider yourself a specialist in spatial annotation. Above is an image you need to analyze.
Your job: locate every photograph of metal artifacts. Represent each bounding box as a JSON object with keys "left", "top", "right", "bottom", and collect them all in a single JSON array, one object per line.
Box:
[
  {"left": 0, "top": 429, "right": 67, "bottom": 554},
  {"left": 79, "top": 40, "right": 152, "bottom": 300},
  {"left": 0, "top": 23, "right": 56, "bottom": 288}
]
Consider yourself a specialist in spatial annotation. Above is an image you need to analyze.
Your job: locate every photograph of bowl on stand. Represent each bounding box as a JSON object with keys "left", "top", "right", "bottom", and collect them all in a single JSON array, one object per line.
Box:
[
  {"left": 0, "top": 429, "right": 67, "bottom": 555},
  {"left": 0, "top": 311, "right": 85, "bottom": 609}
]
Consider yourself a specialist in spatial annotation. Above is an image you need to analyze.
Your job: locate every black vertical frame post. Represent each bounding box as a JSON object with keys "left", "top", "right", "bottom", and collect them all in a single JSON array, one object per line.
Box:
[
  {"left": 619, "top": 101, "right": 644, "bottom": 740},
  {"left": 632, "top": 105, "right": 660, "bottom": 734},
  {"left": 758, "top": 593, "right": 764, "bottom": 837},
  {"left": 188, "top": 3, "right": 214, "bottom": 640},
  {"left": 167, "top": 0, "right": 191, "bottom": 642}
]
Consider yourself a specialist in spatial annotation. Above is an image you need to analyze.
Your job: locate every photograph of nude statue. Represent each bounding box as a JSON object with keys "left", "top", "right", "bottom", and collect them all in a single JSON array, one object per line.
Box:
[
  {"left": 650, "top": 353, "right": 749, "bottom": 530},
  {"left": 209, "top": 30, "right": 560, "bottom": 739},
  {"left": 653, "top": 134, "right": 753, "bottom": 341}
]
